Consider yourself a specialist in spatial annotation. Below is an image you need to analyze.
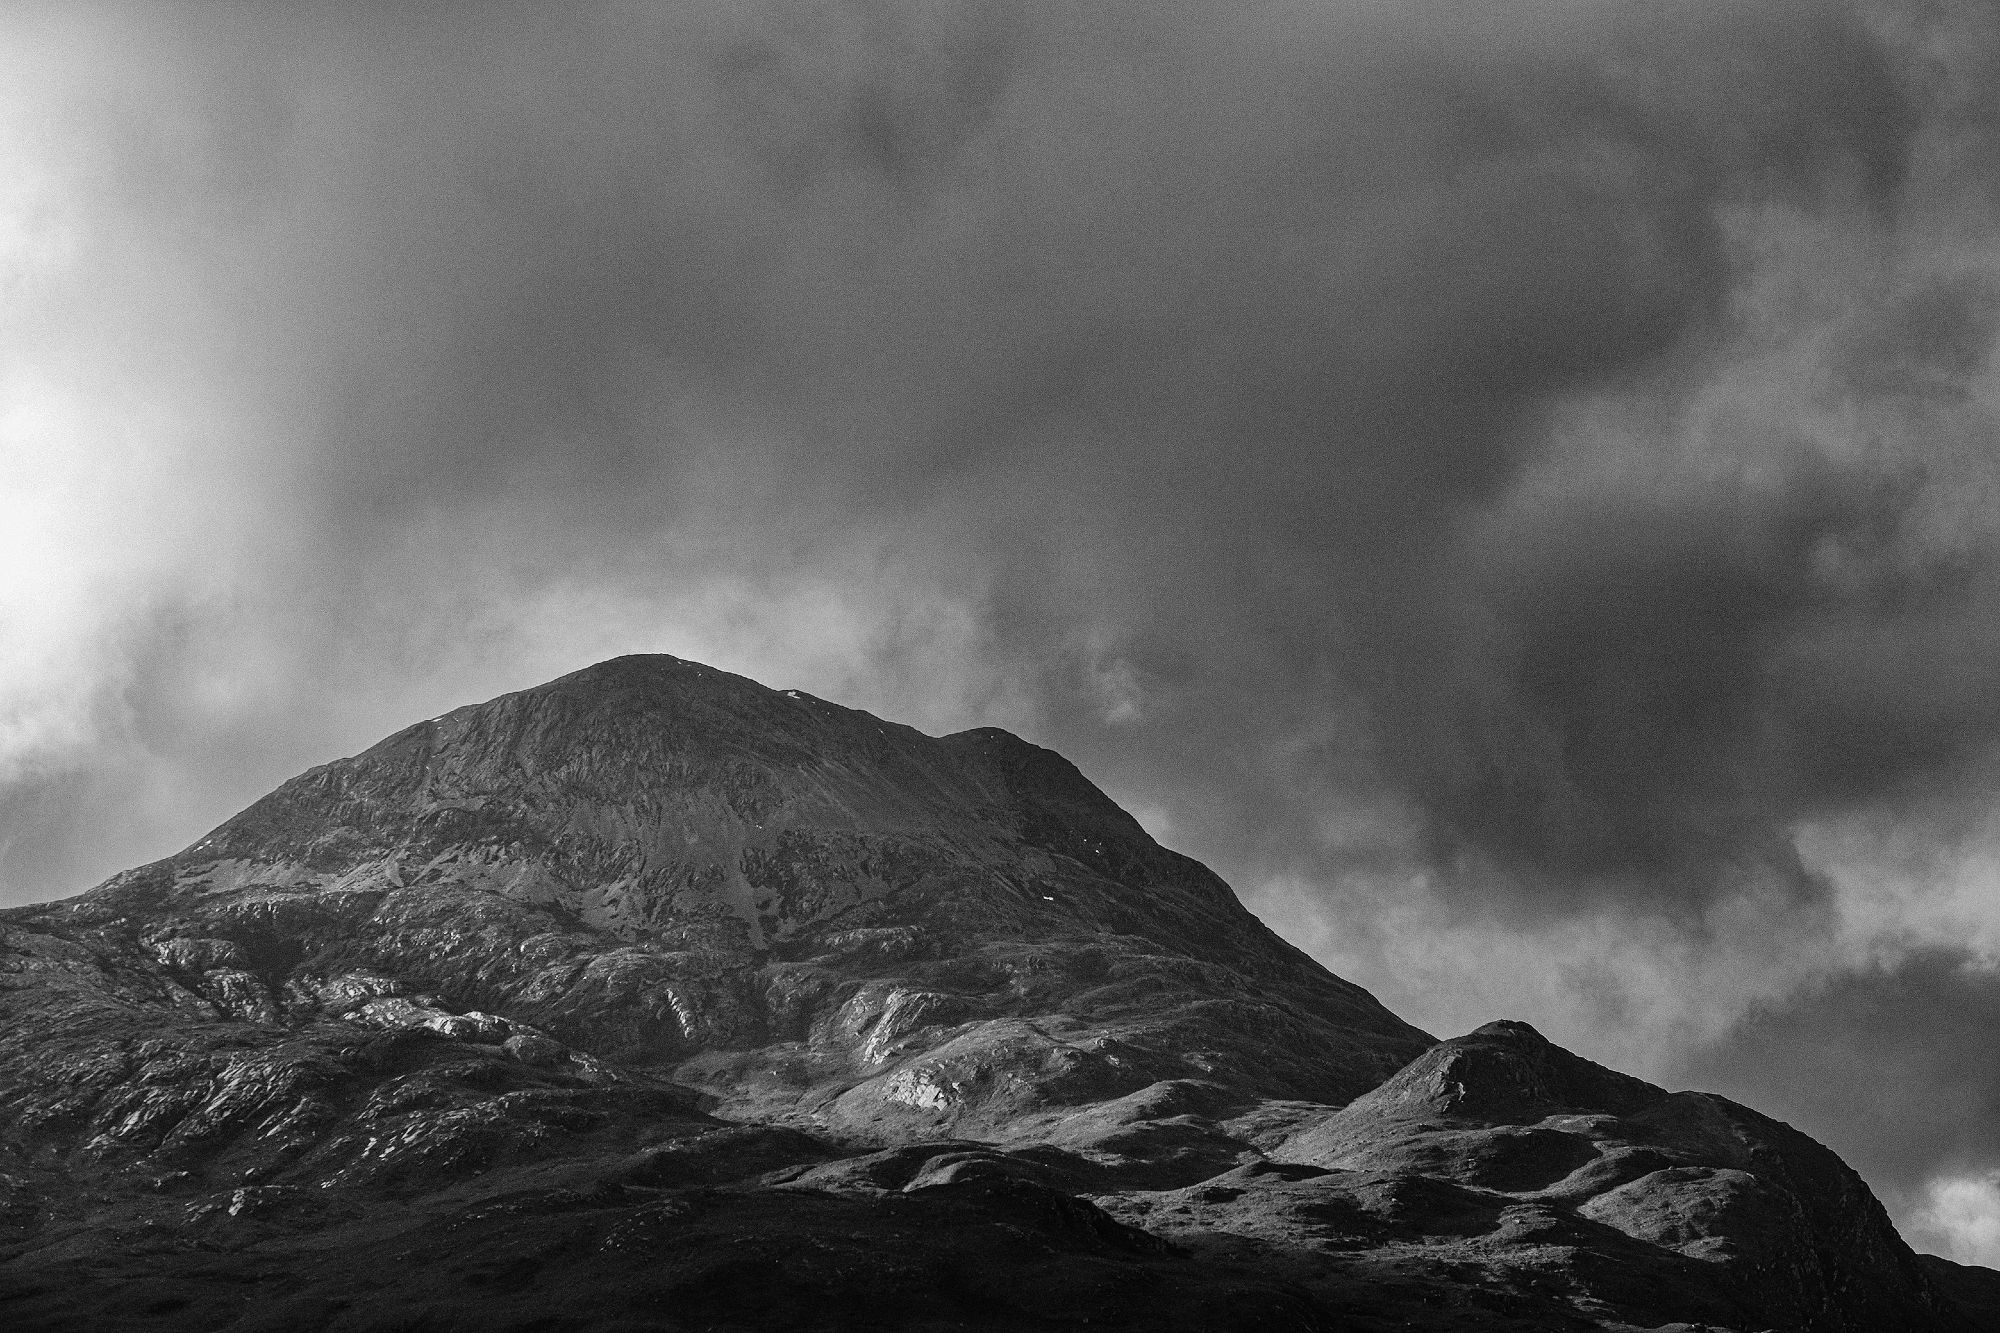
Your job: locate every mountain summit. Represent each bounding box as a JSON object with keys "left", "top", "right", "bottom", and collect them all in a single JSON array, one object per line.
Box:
[
  {"left": 0, "top": 655, "right": 1990, "bottom": 1331},
  {"left": 67, "top": 653, "right": 1428, "bottom": 1118}
]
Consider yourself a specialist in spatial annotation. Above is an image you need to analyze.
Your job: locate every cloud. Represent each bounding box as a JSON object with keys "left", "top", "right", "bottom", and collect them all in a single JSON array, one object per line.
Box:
[{"left": 1910, "top": 1175, "right": 2000, "bottom": 1268}]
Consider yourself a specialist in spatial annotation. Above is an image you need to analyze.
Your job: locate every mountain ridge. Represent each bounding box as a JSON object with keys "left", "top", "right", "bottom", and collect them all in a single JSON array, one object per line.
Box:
[
  {"left": 40, "top": 652, "right": 1428, "bottom": 1119},
  {"left": 0, "top": 653, "right": 1988, "bottom": 1331}
]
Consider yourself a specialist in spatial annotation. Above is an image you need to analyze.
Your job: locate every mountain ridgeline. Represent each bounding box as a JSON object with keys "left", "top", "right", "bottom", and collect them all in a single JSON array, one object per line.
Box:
[{"left": 0, "top": 654, "right": 1989, "bottom": 1331}]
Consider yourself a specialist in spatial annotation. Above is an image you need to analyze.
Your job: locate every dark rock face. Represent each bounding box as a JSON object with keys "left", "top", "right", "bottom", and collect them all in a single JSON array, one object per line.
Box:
[{"left": 0, "top": 655, "right": 1988, "bottom": 1330}]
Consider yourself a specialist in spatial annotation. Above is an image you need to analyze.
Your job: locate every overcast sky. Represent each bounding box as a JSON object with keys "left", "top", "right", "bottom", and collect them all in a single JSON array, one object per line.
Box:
[{"left": 7, "top": 0, "right": 2000, "bottom": 1261}]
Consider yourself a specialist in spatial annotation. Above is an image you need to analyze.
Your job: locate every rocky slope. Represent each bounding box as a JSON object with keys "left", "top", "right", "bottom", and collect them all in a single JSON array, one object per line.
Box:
[{"left": 0, "top": 654, "right": 1989, "bottom": 1330}]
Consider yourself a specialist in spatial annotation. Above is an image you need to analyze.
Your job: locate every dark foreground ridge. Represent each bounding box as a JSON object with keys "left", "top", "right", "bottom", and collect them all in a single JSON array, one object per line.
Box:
[{"left": 0, "top": 654, "right": 1989, "bottom": 1330}]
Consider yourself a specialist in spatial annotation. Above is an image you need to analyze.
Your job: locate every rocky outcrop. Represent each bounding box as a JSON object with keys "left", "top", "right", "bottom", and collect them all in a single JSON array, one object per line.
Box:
[{"left": 0, "top": 655, "right": 1987, "bottom": 1331}]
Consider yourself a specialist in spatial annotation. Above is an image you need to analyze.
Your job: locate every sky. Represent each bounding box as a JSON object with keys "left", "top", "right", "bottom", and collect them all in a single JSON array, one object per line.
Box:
[{"left": 5, "top": 0, "right": 2000, "bottom": 1261}]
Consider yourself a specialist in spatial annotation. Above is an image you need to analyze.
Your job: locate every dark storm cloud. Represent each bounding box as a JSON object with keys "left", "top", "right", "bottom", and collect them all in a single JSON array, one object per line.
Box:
[{"left": 1389, "top": 440, "right": 2000, "bottom": 902}]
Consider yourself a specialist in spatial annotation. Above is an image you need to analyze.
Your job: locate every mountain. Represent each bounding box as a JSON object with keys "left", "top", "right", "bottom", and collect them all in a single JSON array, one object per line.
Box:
[{"left": 0, "top": 654, "right": 1987, "bottom": 1331}]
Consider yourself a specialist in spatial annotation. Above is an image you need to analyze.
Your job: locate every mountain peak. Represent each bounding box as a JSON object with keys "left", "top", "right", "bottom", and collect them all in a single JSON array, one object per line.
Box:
[
  {"left": 1284, "top": 1013, "right": 1666, "bottom": 1136},
  {"left": 55, "top": 654, "right": 1427, "bottom": 1107}
]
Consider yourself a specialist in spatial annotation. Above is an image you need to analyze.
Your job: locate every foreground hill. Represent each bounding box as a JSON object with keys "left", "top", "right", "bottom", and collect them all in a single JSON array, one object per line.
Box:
[{"left": 0, "top": 655, "right": 1985, "bottom": 1330}]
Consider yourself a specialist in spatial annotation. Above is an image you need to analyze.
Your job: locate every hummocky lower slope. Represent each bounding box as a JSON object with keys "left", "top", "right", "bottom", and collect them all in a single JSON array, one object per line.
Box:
[{"left": 0, "top": 654, "right": 1988, "bottom": 1331}]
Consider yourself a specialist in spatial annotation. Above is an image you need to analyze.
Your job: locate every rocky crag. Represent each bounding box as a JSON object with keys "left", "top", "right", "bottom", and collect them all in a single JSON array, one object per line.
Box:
[{"left": 0, "top": 654, "right": 1989, "bottom": 1330}]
